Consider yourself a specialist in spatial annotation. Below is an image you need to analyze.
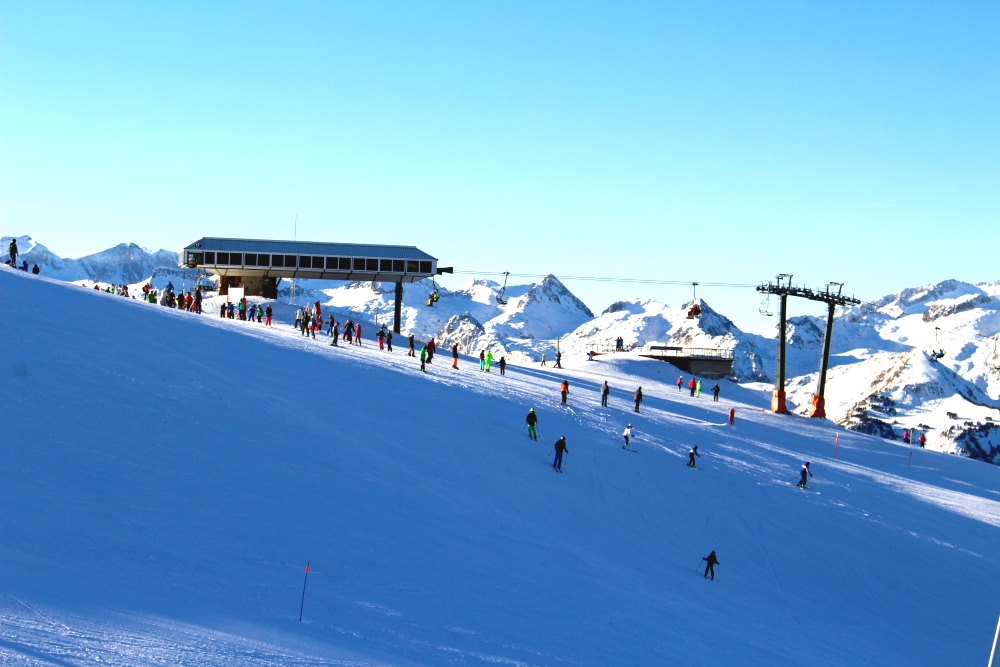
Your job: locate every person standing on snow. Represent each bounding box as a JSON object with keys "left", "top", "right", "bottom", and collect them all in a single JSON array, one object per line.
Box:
[
  {"left": 485, "top": 350, "right": 493, "bottom": 372},
  {"left": 796, "top": 461, "right": 813, "bottom": 488},
  {"left": 696, "top": 380, "right": 702, "bottom": 398},
  {"left": 355, "top": 323, "right": 362, "bottom": 346},
  {"left": 8, "top": 238, "right": 17, "bottom": 267},
  {"left": 419, "top": 345, "right": 427, "bottom": 372},
  {"left": 553, "top": 436, "right": 568, "bottom": 472},
  {"left": 479, "top": 350, "right": 486, "bottom": 371},
  {"left": 560, "top": 380, "right": 570, "bottom": 405},
  {"left": 555, "top": 351, "right": 562, "bottom": 369},
  {"left": 540, "top": 353, "right": 546, "bottom": 367},
  {"left": 408, "top": 334, "right": 415, "bottom": 356},
  {"left": 526, "top": 408, "right": 539, "bottom": 441},
  {"left": 499, "top": 356, "right": 506, "bottom": 376},
  {"left": 601, "top": 381, "right": 610, "bottom": 407},
  {"left": 728, "top": 407, "right": 736, "bottom": 427},
  {"left": 331, "top": 320, "right": 340, "bottom": 346},
  {"left": 687, "top": 445, "right": 701, "bottom": 468},
  {"left": 712, "top": 383, "right": 721, "bottom": 402},
  {"left": 426, "top": 337, "right": 436, "bottom": 362},
  {"left": 634, "top": 386, "right": 643, "bottom": 413},
  {"left": 622, "top": 424, "right": 634, "bottom": 449},
  {"left": 702, "top": 550, "right": 720, "bottom": 580},
  {"left": 689, "top": 377, "right": 697, "bottom": 397},
  {"left": 918, "top": 433, "right": 926, "bottom": 448},
  {"left": 452, "top": 343, "right": 459, "bottom": 369},
  {"left": 677, "top": 376, "right": 683, "bottom": 392}
]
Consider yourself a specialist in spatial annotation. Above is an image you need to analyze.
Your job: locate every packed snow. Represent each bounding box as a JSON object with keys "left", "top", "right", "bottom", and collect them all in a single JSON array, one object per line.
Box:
[{"left": 2, "top": 266, "right": 999, "bottom": 665}]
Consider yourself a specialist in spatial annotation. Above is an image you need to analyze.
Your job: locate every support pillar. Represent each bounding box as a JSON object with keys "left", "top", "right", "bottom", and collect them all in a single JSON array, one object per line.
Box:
[
  {"left": 809, "top": 302, "right": 837, "bottom": 418},
  {"left": 772, "top": 294, "right": 788, "bottom": 414},
  {"left": 393, "top": 282, "right": 403, "bottom": 334}
]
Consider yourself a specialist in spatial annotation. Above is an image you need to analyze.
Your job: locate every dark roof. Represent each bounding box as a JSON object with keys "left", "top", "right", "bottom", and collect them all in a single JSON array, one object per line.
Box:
[{"left": 183, "top": 237, "right": 436, "bottom": 261}]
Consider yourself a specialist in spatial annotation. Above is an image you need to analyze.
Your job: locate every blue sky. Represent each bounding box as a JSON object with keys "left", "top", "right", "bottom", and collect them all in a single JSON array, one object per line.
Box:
[{"left": 2, "top": 1, "right": 997, "bottom": 333}]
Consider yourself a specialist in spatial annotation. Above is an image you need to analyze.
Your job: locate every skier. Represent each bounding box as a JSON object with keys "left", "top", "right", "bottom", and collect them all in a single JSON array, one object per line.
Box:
[
  {"left": 560, "top": 380, "right": 570, "bottom": 405},
  {"left": 687, "top": 445, "right": 701, "bottom": 468},
  {"left": 696, "top": 380, "right": 702, "bottom": 398},
  {"left": 408, "top": 334, "right": 415, "bottom": 356},
  {"left": 452, "top": 343, "right": 459, "bottom": 369},
  {"left": 479, "top": 350, "right": 486, "bottom": 371},
  {"left": 622, "top": 424, "right": 634, "bottom": 449},
  {"left": 377, "top": 328, "right": 385, "bottom": 350},
  {"left": 553, "top": 436, "right": 568, "bottom": 472},
  {"left": 902, "top": 430, "right": 910, "bottom": 444},
  {"left": 294, "top": 307, "right": 303, "bottom": 330},
  {"left": 540, "top": 353, "right": 546, "bottom": 367},
  {"left": 8, "top": 238, "right": 17, "bottom": 267},
  {"left": 712, "top": 383, "right": 721, "bottom": 402},
  {"left": 689, "top": 377, "right": 697, "bottom": 397},
  {"left": 355, "top": 323, "right": 362, "bottom": 346},
  {"left": 426, "top": 337, "right": 435, "bottom": 362},
  {"left": 331, "top": 320, "right": 340, "bottom": 346},
  {"left": 796, "top": 461, "right": 813, "bottom": 488},
  {"left": 677, "top": 375, "right": 683, "bottom": 392},
  {"left": 485, "top": 350, "right": 493, "bottom": 372},
  {"left": 601, "top": 380, "right": 610, "bottom": 407},
  {"left": 728, "top": 407, "right": 736, "bottom": 427},
  {"left": 555, "top": 351, "right": 562, "bottom": 369},
  {"left": 419, "top": 345, "right": 427, "bottom": 372},
  {"left": 526, "top": 408, "right": 539, "bottom": 441},
  {"left": 499, "top": 356, "right": 506, "bottom": 376},
  {"left": 702, "top": 550, "right": 720, "bottom": 580},
  {"left": 918, "top": 433, "right": 926, "bottom": 448},
  {"left": 386, "top": 330, "right": 393, "bottom": 351},
  {"left": 634, "top": 386, "right": 643, "bottom": 413}
]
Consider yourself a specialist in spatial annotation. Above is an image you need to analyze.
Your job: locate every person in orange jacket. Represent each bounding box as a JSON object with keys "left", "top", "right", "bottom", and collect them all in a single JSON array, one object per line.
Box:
[{"left": 560, "top": 380, "right": 569, "bottom": 405}]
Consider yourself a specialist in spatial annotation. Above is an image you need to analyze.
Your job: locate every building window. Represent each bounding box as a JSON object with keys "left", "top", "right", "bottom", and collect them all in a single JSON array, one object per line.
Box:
[
  {"left": 392, "top": 260, "right": 404, "bottom": 272},
  {"left": 406, "top": 260, "right": 419, "bottom": 273},
  {"left": 419, "top": 261, "right": 431, "bottom": 274},
  {"left": 380, "top": 259, "right": 392, "bottom": 272},
  {"left": 366, "top": 258, "right": 378, "bottom": 271},
  {"left": 339, "top": 257, "right": 351, "bottom": 270},
  {"left": 257, "top": 254, "right": 270, "bottom": 267},
  {"left": 217, "top": 252, "right": 230, "bottom": 265},
  {"left": 311, "top": 256, "right": 324, "bottom": 269},
  {"left": 284, "top": 255, "right": 296, "bottom": 268},
  {"left": 326, "top": 257, "right": 338, "bottom": 270},
  {"left": 245, "top": 253, "right": 257, "bottom": 266},
  {"left": 353, "top": 258, "right": 366, "bottom": 271},
  {"left": 205, "top": 252, "right": 215, "bottom": 264}
]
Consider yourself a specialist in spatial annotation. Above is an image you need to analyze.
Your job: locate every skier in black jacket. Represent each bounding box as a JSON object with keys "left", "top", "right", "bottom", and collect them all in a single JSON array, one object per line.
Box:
[
  {"left": 525, "top": 408, "right": 538, "bottom": 441},
  {"left": 703, "top": 550, "right": 720, "bottom": 580},
  {"left": 553, "top": 436, "right": 568, "bottom": 472}
]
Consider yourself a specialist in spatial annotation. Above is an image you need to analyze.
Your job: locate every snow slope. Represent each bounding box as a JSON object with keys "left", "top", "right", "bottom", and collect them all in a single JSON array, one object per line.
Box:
[{"left": 2, "top": 266, "right": 999, "bottom": 665}]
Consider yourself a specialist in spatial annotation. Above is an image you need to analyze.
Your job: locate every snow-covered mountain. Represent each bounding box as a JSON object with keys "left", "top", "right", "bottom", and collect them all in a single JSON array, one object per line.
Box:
[
  {"left": 2, "top": 235, "right": 197, "bottom": 287},
  {"left": 5, "top": 234, "right": 999, "bottom": 464}
]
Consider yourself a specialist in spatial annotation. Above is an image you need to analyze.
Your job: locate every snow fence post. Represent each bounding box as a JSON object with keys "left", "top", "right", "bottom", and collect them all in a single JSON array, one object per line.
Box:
[
  {"left": 988, "top": 613, "right": 1000, "bottom": 667},
  {"left": 299, "top": 562, "right": 311, "bottom": 622}
]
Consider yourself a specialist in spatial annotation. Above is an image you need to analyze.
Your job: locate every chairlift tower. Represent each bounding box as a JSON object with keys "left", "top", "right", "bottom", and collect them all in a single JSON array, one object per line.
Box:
[{"left": 756, "top": 275, "right": 861, "bottom": 417}]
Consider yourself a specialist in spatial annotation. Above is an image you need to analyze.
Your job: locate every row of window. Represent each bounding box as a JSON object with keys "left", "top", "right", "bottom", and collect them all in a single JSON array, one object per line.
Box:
[{"left": 187, "top": 251, "right": 432, "bottom": 274}]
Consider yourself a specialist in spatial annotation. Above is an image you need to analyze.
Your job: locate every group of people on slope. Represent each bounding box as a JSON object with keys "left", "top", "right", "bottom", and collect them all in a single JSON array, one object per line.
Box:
[
  {"left": 675, "top": 375, "right": 722, "bottom": 401},
  {"left": 4, "top": 239, "right": 38, "bottom": 274}
]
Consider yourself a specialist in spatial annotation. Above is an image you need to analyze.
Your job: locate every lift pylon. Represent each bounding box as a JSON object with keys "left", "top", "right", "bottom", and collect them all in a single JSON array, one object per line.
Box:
[{"left": 756, "top": 275, "right": 861, "bottom": 417}]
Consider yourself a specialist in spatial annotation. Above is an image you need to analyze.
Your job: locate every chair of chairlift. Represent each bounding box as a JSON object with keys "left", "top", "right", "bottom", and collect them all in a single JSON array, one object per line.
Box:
[{"left": 495, "top": 271, "right": 510, "bottom": 306}]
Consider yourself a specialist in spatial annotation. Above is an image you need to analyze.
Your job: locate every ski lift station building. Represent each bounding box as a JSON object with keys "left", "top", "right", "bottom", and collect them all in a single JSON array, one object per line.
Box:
[{"left": 180, "top": 237, "right": 447, "bottom": 332}]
